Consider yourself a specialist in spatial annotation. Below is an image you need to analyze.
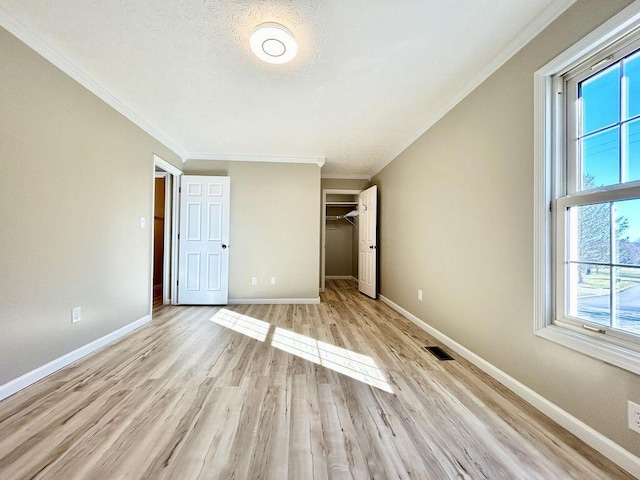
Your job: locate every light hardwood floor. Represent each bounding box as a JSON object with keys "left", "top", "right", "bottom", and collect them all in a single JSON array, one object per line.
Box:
[{"left": 0, "top": 280, "right": 634, "bottom": 479}]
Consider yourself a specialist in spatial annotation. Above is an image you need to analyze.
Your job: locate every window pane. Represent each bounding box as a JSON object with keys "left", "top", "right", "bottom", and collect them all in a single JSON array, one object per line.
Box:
[
  {"left": 624, "top": 51, "right": 640, "bottom": 119},
  {"left": 581, "top": 127, "right": 620, "bottom": 189},
  {"left": 614, "top": 267, "right": 640, "bottom": 336},
  {"left": 581, "top": 65, "right": 620, "bottom": 135},
  {"left": 567, "top": 263, "right": 610, "bottom": 326},
  {"left": 623, "top": 118, "right": 640, "bottom": 183},
  {"left": 615, "top": 198, "right": 640, "bottom": 264},
  {"left": 569, "top": 203, "right": 611, "bottom": 263}
]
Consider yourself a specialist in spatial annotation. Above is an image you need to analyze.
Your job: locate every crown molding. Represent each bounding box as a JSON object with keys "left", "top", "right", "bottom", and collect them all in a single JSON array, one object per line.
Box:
[
  {"left": 2, "top": 1, "right": 576, "bottom": 177},
  {"left": 321, "top": 173, "right": 371, "bottom": 180},
  {"left": 153, "top": 154, "right": 183, "bottom": 176},
  {"left": 183, "top": 152, "right": 326, "bottom": 167},
  {"left": 370, "top": 0, "right": 577, "bottom": 178},
  {"left": 0, "top": 8, "right": 185, "bottom": 158}
]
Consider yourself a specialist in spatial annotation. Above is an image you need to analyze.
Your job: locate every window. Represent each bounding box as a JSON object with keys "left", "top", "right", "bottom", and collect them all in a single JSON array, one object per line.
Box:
[{"left": 535, "top": 3, "right": 640, "bottom": 374}]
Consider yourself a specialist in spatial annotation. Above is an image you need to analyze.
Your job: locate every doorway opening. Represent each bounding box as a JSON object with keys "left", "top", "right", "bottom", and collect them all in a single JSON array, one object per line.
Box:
[
  {"left": 153, "top": 173, "right": 166, "bottom": 303},
  {"left": 152, "top": 155, "right": 182, "bottom": 305}
]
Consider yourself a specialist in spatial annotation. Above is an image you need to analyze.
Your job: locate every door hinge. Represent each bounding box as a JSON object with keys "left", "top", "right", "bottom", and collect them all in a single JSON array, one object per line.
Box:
[
  {"left": 179, "top": 187, "right": 182, "bottom": 193},
  {"left": 177, "top": 233, "right": 180, "bottom": 240}
]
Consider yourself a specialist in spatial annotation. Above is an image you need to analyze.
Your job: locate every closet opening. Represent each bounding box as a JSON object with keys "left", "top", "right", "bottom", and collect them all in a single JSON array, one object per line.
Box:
[{"left": 321, "top": 189, "right": 362, "bottom": 292}]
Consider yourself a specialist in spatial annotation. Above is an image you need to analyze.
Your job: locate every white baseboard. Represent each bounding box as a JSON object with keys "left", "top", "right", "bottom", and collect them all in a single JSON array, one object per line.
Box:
[
  {"left": 228, "top": 297, "right": 320, "bottom": 305},
  {"left": 379, "top": 295, "right": 640, "bottom": 478},
  {"left": 0, "top": 314, "right": 151, "bottom": 402}
]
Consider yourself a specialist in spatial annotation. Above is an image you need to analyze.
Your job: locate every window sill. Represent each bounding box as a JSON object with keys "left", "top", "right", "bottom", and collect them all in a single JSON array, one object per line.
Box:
[{"left": 535, "top": 324, "right": 640, "bottom": 375}]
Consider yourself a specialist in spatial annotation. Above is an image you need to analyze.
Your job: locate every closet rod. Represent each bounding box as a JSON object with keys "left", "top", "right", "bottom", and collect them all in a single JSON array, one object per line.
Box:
[{"left": 326, "top": 210, "right": 358, "bottom": 226}]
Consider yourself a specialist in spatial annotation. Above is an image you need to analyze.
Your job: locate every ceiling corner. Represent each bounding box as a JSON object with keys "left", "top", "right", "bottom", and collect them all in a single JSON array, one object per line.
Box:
[{"left": 0, "top": 7, "right": 185, "bottom": 160}]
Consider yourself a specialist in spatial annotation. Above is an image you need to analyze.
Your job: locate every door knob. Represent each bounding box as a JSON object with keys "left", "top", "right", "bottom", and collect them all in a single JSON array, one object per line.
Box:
[{"left": 221, "top": 244, "right": 228, "bottom": 249}]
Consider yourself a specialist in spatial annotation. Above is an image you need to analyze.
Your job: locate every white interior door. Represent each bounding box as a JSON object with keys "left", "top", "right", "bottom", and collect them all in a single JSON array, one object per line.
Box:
[
  {"left": 358, "top": 185, "right": 377, "bottom": 298},
  {"left": 178, "top": 176, "right": 230, "bottom": 304}
]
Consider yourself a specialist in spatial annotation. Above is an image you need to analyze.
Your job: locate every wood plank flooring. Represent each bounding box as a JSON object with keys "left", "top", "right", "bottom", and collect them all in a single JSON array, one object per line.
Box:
[{"left": 0, "top": 280, "right": 634, "bottom": 479}]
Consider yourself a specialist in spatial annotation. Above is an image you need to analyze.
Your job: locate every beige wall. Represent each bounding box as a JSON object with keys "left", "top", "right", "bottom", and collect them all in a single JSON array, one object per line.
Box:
[
  {"left": 321, "top": 178, "right": 370, "bottom": 191},
  {"left": 372, "top": 0, "right": 640, "bottom": 456},
  {"left": 183, "top": 160, "right": 320, "bottom": 299},
  {"left": 0, "top": 27, "right": 181, "bottom": 385}
]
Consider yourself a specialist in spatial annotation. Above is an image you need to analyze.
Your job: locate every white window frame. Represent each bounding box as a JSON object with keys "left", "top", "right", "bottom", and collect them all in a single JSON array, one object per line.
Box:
[{"left": 534, "top": 1, "right": 640, "bottom": 375}]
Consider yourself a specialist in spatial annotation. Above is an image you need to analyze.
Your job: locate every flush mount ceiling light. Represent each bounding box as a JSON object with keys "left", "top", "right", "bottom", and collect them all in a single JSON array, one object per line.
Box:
[{"left": 250, "top": 23, "right": 298, "bottom": 64}]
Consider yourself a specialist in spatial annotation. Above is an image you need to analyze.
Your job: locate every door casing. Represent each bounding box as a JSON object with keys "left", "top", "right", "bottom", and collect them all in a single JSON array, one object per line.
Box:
[{"left": 152, "top": 154, "right": 182, "bottom": 306}]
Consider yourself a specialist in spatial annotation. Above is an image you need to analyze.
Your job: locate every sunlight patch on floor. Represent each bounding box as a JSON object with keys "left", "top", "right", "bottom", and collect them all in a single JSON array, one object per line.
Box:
[
  {"left": 209, "top": 309, "right": 270, "bottom": 342},
  {"left": 209, "top": 309, "right": 393, "bottom": 393},
  {"left": 271, "top": 327, "right": 394, "bottom": 393}
]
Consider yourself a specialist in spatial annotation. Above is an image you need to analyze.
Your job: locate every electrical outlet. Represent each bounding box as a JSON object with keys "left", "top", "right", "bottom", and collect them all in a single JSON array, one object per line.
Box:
[
  {"left": 251, "top": 276, "right": 258, "bottom": 285},
  {"left": 271, "top": 277, "right": 276, "bottom": 285},
  {"left": 139, "top": 217, "right": 146, "bottom": 228},
  {"left": 629, "top": 400, "right": 640, "bottom": 434},
  {"left": 418, "top": 289, "right": 423, "bottom": 301},
  {"left": 71, "top": 306, "right": 81, "bottom": 324}
]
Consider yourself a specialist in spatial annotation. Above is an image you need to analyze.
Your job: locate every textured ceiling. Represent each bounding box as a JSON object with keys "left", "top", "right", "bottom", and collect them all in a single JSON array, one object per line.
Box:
[{"left": 0, "top": 0, "right": 571, "bottom": 175}]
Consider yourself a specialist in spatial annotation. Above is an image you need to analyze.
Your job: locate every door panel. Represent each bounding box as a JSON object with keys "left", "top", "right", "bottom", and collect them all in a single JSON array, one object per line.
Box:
[
  {"left": 178, "top": 176, "right": 230, "bottom": 304},
  {"left": 208, "top": 204, "right": 223, "bottom": 239},
  {"left": 358, "top": 185, "right": 377, "bottom": 298},
  {"left": 186, "top": 203, "right": 201, "bottom": 240},
  {"left": 207, "top": 253, "right": 221, "bottom": 290}
]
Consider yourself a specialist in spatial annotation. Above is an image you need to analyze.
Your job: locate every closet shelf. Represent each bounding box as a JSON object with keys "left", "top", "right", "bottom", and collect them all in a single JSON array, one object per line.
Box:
[{"left": 326, "top": 201, "right": 358, "bottom": 206}]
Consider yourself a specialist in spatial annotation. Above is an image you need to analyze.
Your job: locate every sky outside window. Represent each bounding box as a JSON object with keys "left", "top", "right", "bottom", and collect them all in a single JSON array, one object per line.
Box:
[{"left": 580, "top": 55, "right": 640, "bottom": 242}]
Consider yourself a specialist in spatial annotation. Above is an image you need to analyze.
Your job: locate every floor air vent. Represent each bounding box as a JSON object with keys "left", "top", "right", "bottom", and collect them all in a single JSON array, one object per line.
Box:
[{"left": 424, "top": 346, "right": 454, "bottom": 361}]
